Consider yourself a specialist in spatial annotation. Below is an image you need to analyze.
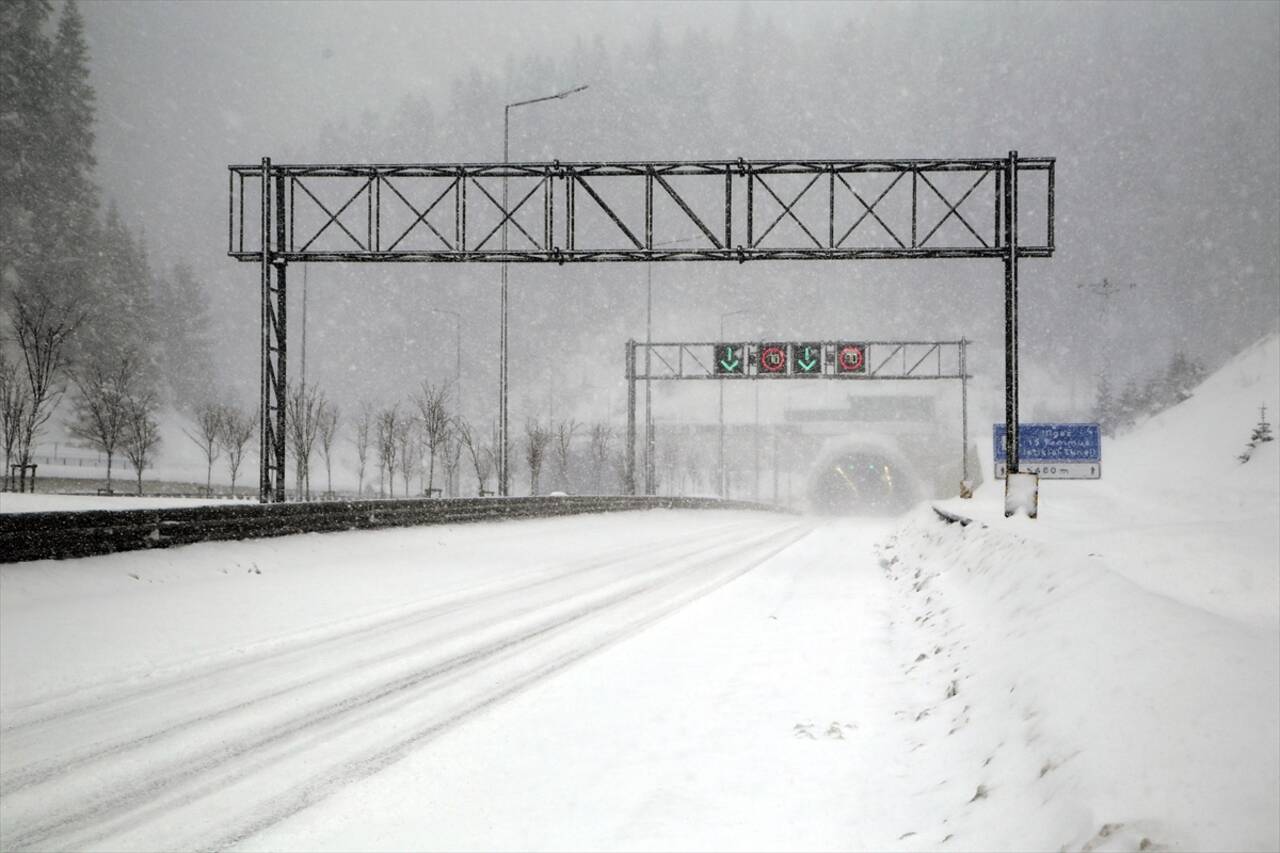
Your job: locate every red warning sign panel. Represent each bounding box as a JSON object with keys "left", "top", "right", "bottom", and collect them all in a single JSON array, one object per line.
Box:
[
  {"left": 835, "top": 343, "right": 866, "bottom": 374},
  {"left": 758, "top": 342, "right": 788, "bottom": 374}
]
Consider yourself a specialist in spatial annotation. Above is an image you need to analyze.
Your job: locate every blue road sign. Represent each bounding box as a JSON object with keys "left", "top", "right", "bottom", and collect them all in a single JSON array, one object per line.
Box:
[{"left": 993, "top": 423, "right": 1101, "bottom": 479}]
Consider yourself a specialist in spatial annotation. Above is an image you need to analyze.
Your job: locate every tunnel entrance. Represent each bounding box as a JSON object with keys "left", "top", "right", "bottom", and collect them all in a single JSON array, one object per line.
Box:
[{"left": 806, "top": 447, "right": 921, "bottom": 515}]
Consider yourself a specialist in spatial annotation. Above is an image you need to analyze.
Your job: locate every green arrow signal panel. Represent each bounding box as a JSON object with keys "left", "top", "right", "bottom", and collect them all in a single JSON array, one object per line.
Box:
[
  {"left": 790, "top": 342, "right": 823, "bottom": 376},
  {"left": 714, "top": 343, "right": 744, "bottom": 374}
]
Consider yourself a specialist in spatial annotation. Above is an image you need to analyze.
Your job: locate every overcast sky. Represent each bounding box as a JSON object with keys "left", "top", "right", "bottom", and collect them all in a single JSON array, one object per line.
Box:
[{"left": 77, "top": 0, "right": 1280, "bottom": 422}]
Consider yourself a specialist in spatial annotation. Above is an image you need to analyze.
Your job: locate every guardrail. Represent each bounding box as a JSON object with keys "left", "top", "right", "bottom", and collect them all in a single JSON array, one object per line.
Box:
[
  {"left": 0, "top": 496, "right": 787, "bottom": 564},
  {"left": 931, "top": 504, "right": 979, "bottom": 527}
]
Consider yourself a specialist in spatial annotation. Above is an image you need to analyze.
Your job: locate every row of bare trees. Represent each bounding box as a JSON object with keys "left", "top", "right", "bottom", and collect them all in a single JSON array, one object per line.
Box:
[
  {"left": 183, "top": 399, "right": 258, "bottom": 497},
  {"left": 1, "top": 292, "right": 83, "bottom": 490},
  {"left": 334, "top": 381, "right": 629, "bottom": 499},
  {"left": 1, "top": 290, "right": 172, "bottom": 495}
]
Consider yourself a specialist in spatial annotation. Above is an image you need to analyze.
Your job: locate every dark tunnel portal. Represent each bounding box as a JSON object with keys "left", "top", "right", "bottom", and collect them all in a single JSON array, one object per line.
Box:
[{"left": 808, "top": 450, "right": 920, "bottom": 516}]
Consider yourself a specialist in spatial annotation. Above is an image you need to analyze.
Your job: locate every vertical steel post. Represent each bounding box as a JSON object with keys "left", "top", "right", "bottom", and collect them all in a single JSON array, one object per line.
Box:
[
  {"left": 1003, "top": 150, "right": 1020, "bottom": 474},
  {"left": 273, "top": 174, "right": 288, "bottom": 503},
  {"left": 259, "top": 158, "right": 272, "bottom": 503},
  {"left": 644, "top": 264, "right": 653, "bottom": 495},
  {"left": 625, "top": 339, "right": 637, "bottom": 495},
  {"left": 961, "top": 336, "right": 970, "bottom": 492},
  {"left": 499, "top": 109, "right": 510, "bottom": 497}
]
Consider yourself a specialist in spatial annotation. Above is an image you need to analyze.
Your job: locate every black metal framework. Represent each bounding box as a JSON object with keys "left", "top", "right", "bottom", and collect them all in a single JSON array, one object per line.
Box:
[
  {"left": 624, "top": 340, "right": 972, "bottom": 495},
  {"left": 231, "top": 153, "right": 1052, "bottom": 502}
]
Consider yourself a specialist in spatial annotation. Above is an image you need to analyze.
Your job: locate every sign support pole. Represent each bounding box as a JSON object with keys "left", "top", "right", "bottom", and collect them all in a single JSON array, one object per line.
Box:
[
  {"left": 961, "top": 336, "right": 970, "bottom": 496},
  {"left": 258, "top": 159, "right": 289, "bottom": 504},
  {"left": 625, "top": 339, "right": 637, "bottom": 495},
  {"left": 259, "top": 158, "right": 271, "bottom": 503},
  {"left": 1003, "top": 150, "right": 1020, "bottom": 475}
]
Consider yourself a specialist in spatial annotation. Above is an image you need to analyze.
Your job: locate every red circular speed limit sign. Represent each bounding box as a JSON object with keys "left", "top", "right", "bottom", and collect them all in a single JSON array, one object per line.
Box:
[
  {"left": 759, "top": 344, "right": 787, "bottom": 373},
  {"left": 836, "top": 343, "right": 865, "bottom": 373}
]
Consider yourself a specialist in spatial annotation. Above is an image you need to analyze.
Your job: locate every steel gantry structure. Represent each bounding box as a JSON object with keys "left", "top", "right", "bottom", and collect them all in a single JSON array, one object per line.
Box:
[
  {"left": 229, "top": 152, "right": 1053, "bottom": 502},
  {"left": 623, "top": 339, "right": 973, "bottom": 496}
]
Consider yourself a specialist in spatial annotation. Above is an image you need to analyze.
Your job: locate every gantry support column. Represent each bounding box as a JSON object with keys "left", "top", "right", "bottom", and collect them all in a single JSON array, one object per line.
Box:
[
  {"left": 625, "top": 339, "right": 637, "bottom": 496},
  {"left": 259, "top": 159, "right": 288, "bottom": 503},
  {"left": 1002, "top": 149, "right": 1020, "bottom": 477}
]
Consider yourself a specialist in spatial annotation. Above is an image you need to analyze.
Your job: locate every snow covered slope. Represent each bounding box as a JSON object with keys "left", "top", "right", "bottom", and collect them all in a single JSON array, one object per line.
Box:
[{"left": 905, "top": 333, "right": 1280, "bottom": 850}]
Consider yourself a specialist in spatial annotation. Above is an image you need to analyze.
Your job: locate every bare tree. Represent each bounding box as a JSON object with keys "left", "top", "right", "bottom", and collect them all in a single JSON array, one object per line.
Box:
[
  {"left": 122, "top": 391, "right": 161, "bottom": 496},
  {"left": 457, "top": 417, "right": 493, "bottom": 496},
  {"left": 589, "top": 422, "right": 614, "bottom": 494},
  {"left": 375, "top": 406, "right": 399, "bottom": 497},
  {"left": 68, "top": 352, "right": 141, "bottom": 494},
  {"left": 285, "top": 382, "right": 323, "bottom": 500},
  {"left": 524, "top": 418, "right": 552, "bottom": 495},
  {"left": 1, "top": 350, "right": 31, "bottom": 490},
  {"left": 394, "top": 415, "right": 418, "bottom": 497},
  {"left": 183, "top": 398, "right": 221, "bottom": 496},
  {"left": 414, "top": 380, "right": 451, "bottom": 497},
  {"left": 9, "top": 290, "right": 83, "bottom": 475},
  {"left": 660, "top": 433, "right": 681, "bottom": 495},
  {"left": 553, "top": 418, "right": 578, "bottom": 493},
  {"left": 351, "top": 401, "right": 373, "bottom": 497},
  {"left": 218, "top": 403, "right": 256, "bottom": 495},
  {"left": 316, "top": 400, "right": 340, "bottom": 497},
  {"left": 443, "top": 429, "right": 463, "bottom": 497}
]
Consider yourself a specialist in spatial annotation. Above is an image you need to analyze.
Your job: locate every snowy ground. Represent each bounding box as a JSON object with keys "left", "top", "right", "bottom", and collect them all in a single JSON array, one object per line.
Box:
[
  {"left": 1, "top": 336, "right": 1276, "bottom": 851},
  {"left": 0, "top": 492, "right": 256, "bottom": 514}
]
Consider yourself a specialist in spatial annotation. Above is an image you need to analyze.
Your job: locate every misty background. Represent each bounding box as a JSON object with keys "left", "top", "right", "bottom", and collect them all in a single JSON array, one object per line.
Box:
[{"left": 6, "top": 0, "right": 1279, "bottom": 493}]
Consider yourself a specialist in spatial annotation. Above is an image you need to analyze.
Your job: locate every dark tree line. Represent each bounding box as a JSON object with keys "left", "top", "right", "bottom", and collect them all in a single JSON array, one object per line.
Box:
[
  {"left": 1, "top": 1, "right": 216, "bottom": 490},
  {"left": 1093, "top": 350, "right": 1207, "bottom": 437}
]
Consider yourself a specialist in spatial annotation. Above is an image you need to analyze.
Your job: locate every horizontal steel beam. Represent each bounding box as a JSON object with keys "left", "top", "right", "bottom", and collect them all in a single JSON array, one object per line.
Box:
[{"left": 230, "top": 155, "right": 1055, "bottom": 263}]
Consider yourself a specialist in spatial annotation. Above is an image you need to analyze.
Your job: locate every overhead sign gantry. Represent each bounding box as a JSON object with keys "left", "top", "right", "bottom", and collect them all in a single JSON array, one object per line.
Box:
[
  {"left": 625, "top": 339, "right": 973, "bottom": 495},
  {"left": 228, "top": 153, "right": 1054, "bottom": 504}
]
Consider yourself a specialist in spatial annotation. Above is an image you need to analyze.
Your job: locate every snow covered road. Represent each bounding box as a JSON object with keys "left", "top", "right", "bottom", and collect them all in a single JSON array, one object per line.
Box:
[{"left": 0, "top": 511, "right": 817, "bottom": 851}]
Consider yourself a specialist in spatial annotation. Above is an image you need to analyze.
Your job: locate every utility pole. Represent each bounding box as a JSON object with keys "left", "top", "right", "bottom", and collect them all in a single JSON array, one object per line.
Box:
[{"left": 499, "top": 84, "right": 588, "bottom": 497}]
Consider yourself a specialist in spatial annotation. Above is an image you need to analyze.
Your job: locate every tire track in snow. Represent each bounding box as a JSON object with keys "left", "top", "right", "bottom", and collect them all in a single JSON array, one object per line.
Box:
[
  {"left": 2, "top": 518, "right": 758, "bottom": 730},
  {"left": 1, "top": 521, "right": 760, "bottom": 795},
  {"left": 1, "top": 521, "right": 809, "bottom": 851}
]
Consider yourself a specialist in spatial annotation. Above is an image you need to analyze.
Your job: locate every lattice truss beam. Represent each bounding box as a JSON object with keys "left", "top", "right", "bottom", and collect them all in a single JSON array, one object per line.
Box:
[
  {"left": 230, "top": 158, "right": 1053, "bottom": 262},
  {"left": 632, "top": 341, "right": 968, "bottom": 380}
]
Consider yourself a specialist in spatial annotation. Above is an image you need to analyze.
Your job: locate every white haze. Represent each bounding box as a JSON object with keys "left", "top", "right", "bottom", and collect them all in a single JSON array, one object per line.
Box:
[{"left": 80, "top": 0, "right": 1279, "bottom": 430}]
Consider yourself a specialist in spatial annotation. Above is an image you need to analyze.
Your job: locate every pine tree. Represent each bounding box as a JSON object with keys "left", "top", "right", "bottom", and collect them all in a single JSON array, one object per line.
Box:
[
  {"left": 154, "top": 262, "right": 213, "bottom": 409},
  {"left": 39, "top": 0, "right": 99, "bottom": 306},
  {"left": 1093, "top": 373, "right": 1117, "bottom": 436},
  {"left": 1251, "top": 405, "right": 1273, "bottom": 445},
  {"left": 0, "top": 0, "right": 55, "bottom": 290},
  {"left": 1238, "top": 404, "right": 1274, "bottom": 464}
]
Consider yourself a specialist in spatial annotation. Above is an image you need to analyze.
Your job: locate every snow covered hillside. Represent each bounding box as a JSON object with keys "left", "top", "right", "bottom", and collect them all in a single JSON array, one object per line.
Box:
[{"left": 906, "top": 332, "right": 1280, "bottom": 850}]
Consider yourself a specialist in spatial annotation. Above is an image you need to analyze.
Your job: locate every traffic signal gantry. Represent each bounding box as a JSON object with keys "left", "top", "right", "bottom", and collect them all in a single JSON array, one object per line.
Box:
[
  {"left": 711, "top": 341, "right": 868, "bottom": 377},
  {"left": 626, "top": 338, "right": 972, "bottom": 493}
]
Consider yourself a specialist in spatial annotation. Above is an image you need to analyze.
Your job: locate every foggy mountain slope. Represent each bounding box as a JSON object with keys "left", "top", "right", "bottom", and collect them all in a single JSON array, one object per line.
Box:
[{"left": 76, "top": 1, "right": 1279, "bottom": 422}]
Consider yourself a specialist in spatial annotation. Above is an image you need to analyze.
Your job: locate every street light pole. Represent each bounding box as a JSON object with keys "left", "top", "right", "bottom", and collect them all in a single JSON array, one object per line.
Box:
[
  {"left": 499, "top": 84, "right": 588, "bottom": 497},
  {"left": 431, "top": 308, "right": 461, "bottom": 394},
  {"left": 643, "top": 237, "right": 699, "bottom": 495},
  {"left": 718, "top": 308, "right": 749, "bottom": 498}
]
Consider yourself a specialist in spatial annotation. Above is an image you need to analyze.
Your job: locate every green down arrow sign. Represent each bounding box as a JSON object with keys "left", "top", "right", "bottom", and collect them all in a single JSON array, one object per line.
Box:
[
  {"left": 715, "top": 344, "right": 744, "bottom": 375},
  {"left": 792, "top": 342, "right": 822, "bottom": 376}
]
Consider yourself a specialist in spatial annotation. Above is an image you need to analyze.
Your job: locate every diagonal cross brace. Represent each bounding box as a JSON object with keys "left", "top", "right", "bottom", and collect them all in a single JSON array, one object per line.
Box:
[
  {"left": 752, "top": 173, "right": 824, "bottom": 248},
  {"left": 917, "top": 170, "right": 991, "bottom": 249},
  {"left": 835, "top": 171, "right": 907, "bottom": 249},
  {"left": 295, "top": 178, "right": 370, "bottom": 252},
  {"left": 383, "top": 176, "right": 458, "bottom": 251},
  {"left": 471, "top": 177, "right": 545, "bottom": 251}
]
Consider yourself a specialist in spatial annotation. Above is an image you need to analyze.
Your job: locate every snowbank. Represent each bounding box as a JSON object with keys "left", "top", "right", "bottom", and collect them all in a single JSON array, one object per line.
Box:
[
  {"left": 0, "top": 492, "right": 255, "bottom": 514},
  {"left": 885, "top": 332, "right": 1280, "bottom": 850}
]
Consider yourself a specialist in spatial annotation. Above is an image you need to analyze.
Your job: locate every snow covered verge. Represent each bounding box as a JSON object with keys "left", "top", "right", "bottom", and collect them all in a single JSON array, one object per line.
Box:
[
  {"left": 0, "top": 492, "right": 255, "bottom": 514},
  {"left": 881, "top": 333, "right": 1280, "bottom": 851}
]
